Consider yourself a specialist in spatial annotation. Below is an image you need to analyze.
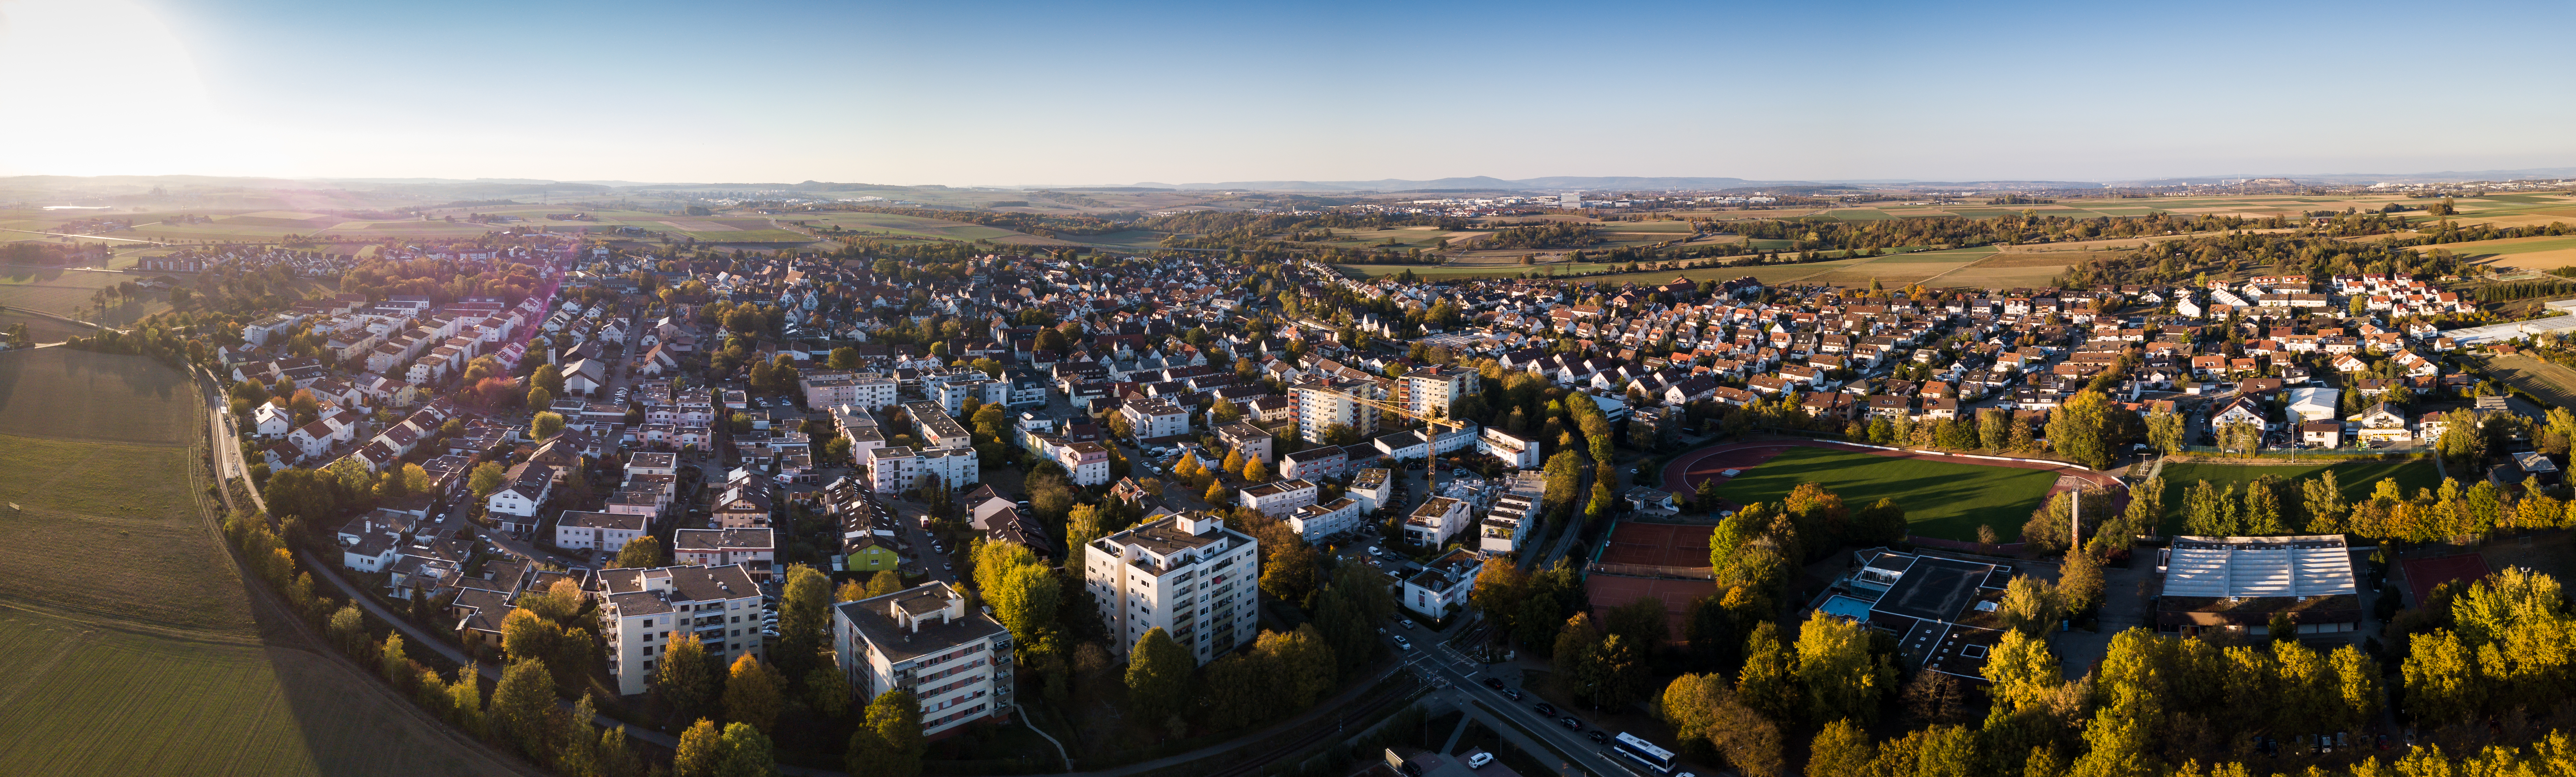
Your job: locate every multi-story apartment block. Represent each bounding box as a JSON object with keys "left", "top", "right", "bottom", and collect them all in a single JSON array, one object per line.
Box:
[
  {"left": 674, "top": 528, "right": 777, "bottom": 578},
  {"left": 1291, "top": 379, "right": 1381, "bottom": 444},
  {"left": 1288, "top": 496, "right": 1362, "bottom": 541},
  {"left": 556, "top": 510, "right": 647, "bottom": 551},
  {"left": 1214, "top": 423, "right": 1273, "bottom": 464},
  {"left": 594, "top": 564, "right": 765, "bottom": 695},
  {"left": 1477, "top": 427, "right": 1541, "bottom": 469},
  {"left": 1238, "top": 478, "right": 1318, "bottom": 517},
  {"left": 1057, "top": 441, "right": 1111, "bottom": 487},
  {"left": 864, "top": 445, "right": 980, "bottom": 495},
  {"left": 1403, "top": 497, "right": 1471, "bottom": 548},
  {"left": 1082, "top": 513, "right": 1261, "bottom": 664},
  {"left": 802, "top": 371, "right": 899, "bottom": 411},
  {"left": 1398, "top": 366, "right": 1479, "bottom": 421},
  {"left": 1119, "top": 398, "right": 1190, "bottom": 441},
  {"left": 900, "top": 401, "right": 975, "bottom": 450},
  {"left": 1348, "top": 468, "right": 1393, "bottom": 514},
  {"left": 1481, "top": 471, "right": 1546, "bottom": 555},
  {"left": 832, "top": 582, "right": 1016, "bottom": 739}
]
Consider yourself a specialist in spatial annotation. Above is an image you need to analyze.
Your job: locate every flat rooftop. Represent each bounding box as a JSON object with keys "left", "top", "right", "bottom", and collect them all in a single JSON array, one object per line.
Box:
[{"left": 1871, "top": 555, "right": 2006, "bottom": 625}]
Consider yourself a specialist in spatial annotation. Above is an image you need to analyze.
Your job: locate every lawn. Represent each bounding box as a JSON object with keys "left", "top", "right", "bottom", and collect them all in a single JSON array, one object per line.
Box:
[
  {"left": 2152, "top": 460, "right": 2444, "bottom": 532},
  {"left": 1710, "top": 446, "right": 2059, "bottom": 540}
]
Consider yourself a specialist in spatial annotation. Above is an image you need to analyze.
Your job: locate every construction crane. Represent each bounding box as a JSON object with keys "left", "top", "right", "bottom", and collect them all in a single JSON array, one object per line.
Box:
[{"left": 1307, "top": 384, "right": 1473, "bottom": 544}]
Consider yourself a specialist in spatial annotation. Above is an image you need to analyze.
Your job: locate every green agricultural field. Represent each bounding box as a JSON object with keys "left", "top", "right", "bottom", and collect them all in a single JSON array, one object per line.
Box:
[
  {"left": 1710, "top": 446, "right": 2059, "bottom": 540},
  {"left": 2151, "top": 459, "right": 2444, "bottom": 532},
  {"left": 0, "top": 271, "right": 171, "bottom": 328},
  {"left": 0, "top": 610, "right": 529, "bottom": 777},
  {"left": 0, "top": 348, "right": 523, "bottom": 776}
]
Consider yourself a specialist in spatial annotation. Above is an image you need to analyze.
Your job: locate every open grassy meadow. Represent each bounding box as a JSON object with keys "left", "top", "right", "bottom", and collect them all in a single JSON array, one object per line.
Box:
[
  {"left": 0, "top": 348, "right": 521, "bottom": 776},
  {"left": 2466, "top": 354, "right": 2576, "bottom": 408},
  {"left": 1710, "top": 446, "right": 2060, "bottom": 540},
  {"left": 0, "top": 270, "right": 171, "bottom": 329},
  {"left": 2152, "top": 459, "right": 2444, "bottom": 532}
]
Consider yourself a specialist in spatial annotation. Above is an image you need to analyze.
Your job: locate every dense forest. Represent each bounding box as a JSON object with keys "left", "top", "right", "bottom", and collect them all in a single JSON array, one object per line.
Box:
[
  {"left": 821, "top": 205, "right": 1137, "bottom": 237},
  {"left": 1480, "top": 221, "right": 1603, "bottom": 249}
]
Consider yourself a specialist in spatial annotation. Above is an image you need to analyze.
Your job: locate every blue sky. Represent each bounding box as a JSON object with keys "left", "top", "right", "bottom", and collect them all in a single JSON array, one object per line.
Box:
[{"left": 5, "top": 0, "right": 2571, "bottom": 184}]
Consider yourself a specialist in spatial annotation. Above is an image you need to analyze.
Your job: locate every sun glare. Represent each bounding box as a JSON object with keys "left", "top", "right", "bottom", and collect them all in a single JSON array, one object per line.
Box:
[{"left": 0, "top": 0, "right": 276, "bottom": 176}]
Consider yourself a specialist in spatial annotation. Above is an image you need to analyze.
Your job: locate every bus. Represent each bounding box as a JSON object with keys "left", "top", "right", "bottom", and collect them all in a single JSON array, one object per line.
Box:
[{"left": 1610, "top": 732, "right": 1675, "bottom": 774}]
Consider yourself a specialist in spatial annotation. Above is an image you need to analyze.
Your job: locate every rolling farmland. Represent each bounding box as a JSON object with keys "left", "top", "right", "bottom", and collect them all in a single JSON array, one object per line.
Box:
[{"left": 0, "top": 348, "right": 521, "bottom": 777}]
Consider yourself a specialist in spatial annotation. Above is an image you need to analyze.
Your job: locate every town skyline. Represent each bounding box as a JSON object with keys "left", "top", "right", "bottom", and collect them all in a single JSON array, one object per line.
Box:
[{"left": 4, "top": 0, "right": 2570, "bottom": 183}]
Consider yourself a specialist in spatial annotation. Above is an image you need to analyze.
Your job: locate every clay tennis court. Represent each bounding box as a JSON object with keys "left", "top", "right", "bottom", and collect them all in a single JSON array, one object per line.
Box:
[
  {"left": 1586, "top": 574, "right": 1717, "bottom": 643},
  {"left": 2401, "top": 553, "right": 2494, "bottom": 606},
  {"left": 1598, "top": 521, "right": 1714, "bottom": 568}
]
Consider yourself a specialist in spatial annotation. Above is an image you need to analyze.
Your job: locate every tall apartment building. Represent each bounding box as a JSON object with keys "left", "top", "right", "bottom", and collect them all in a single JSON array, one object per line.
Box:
[
  {"left": 832, "top": 582, "right": 1016, "bottom": 739},
  {"left": 1397, "top": 366, "right": 1479, "bottom": 421},
  {"left": 1082, "top": 512, "right": 1261, "bottom": 664},
  {"left": 1291, "top": 379, "right": 1382, "bottom": 444},
  {"left": 594, "top": 564, "right": 765, "bottom": 695}
]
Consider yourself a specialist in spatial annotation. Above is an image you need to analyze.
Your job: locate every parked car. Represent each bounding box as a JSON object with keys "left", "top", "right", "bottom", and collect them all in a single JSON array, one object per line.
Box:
[
  {"left": 1391, "top": 635, "right": 1411, "bottom": 650},
  {"left": 1466, "top": 752, "right": 1494, "bottom": 769}
]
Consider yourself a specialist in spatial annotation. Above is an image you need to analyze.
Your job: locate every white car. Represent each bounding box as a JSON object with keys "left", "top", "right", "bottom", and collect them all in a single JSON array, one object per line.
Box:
[{"left": 1467, "top": 753, "right": 1494, "bottom": 769}]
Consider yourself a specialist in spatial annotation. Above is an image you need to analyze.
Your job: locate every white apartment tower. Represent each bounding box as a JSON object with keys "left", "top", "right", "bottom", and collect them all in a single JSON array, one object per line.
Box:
[
  {"left": 1291, "top": 379, "right": 1382, "bottom": 444},
  {"left": 832, "top": 582, "right": 1016, "bottom": 738},
  {"left": 593, "top": 564, "right": 766, "bottom": 695},
  {"left": 1082, "top": 512, "right": 1261, "bottom": 664}
]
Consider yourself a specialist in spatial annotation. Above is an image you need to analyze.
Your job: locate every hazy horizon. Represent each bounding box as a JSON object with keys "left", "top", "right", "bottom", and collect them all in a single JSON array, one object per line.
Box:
[{"left": 3, "top": 0, "right": 2570, "bottom": 185}]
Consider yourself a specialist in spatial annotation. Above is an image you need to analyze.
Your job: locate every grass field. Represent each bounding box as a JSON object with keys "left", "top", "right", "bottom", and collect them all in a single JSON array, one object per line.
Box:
[
  {"left": 1710, "top": 446, "right": 2059, "bottom": 540},
  {"left": 2426, "top": 235, "right": 2576, "bottom": 271},
  {"left": 0, "top": 348, "right": 522, "bottom": 776},
  {"left": 2152, "top": 459, "right": 2444, "bottom": 532},
  {"left": 2468, "top": 354, "right": 2576, "bottom": 408}
]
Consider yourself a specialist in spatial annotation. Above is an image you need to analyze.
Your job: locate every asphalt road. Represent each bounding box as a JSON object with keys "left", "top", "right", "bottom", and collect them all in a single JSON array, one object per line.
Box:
[{"left": 1390, "top": 622, "right": 1640, "bottom": 777}]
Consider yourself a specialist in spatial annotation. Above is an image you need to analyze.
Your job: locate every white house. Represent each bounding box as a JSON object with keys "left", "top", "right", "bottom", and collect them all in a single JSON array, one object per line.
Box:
[
  {"left": 1401, "top": 548, "right": 1481, "bottom": 620},
  {"left": 1239, "top": 478, "right": 1318, "bottom": 517},
  {"left": 557, "top": 510, "right": 647, "bottom": 551}
]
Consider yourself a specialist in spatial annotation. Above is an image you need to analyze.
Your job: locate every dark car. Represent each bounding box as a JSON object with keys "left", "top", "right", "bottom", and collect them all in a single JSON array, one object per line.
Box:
[
  {"left": 1560, "top": 717, "right": 1583, "bottom": 730},
  {"left": 1501, "top": 688, "right": 1522, "bottom": 701},
  {"left": 1533, "top": 703, "right": 1556, "bottom": 716},
  {"left": 1484, "top": 677, "right": 1506, "bottom": 690},
  {"left": 1586, "top": 730, "right": 1610, "bottom": 744}
]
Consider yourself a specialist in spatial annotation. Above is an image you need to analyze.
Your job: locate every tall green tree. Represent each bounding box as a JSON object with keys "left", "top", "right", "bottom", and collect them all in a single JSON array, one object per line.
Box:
[
  {"left": 1124, "top": 627, "right": 1193, "bottom": 726},
  {"left": 722, "top": 654, "right": 783, "bottom": 734},
  {"left": 491, "top": 658, "right": 558, "bottom": 760},
  {"left": 1794, "top": 611, "right": 1893, "bottom": 726},
  {"left": 847, "top": 690, "right": 924, "bottom": 777},
  {"left": 2046, "top": 390, "right": 2114, "bottom": 469},
  {"left": 674, "top": 719, "right": 723, "bottom": 777},
  {"left": 774, "top": 564, "right": 832, "bottom": 678},
  {"left": 654, "top": 632, "right": 716, "bottom": 722}
]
